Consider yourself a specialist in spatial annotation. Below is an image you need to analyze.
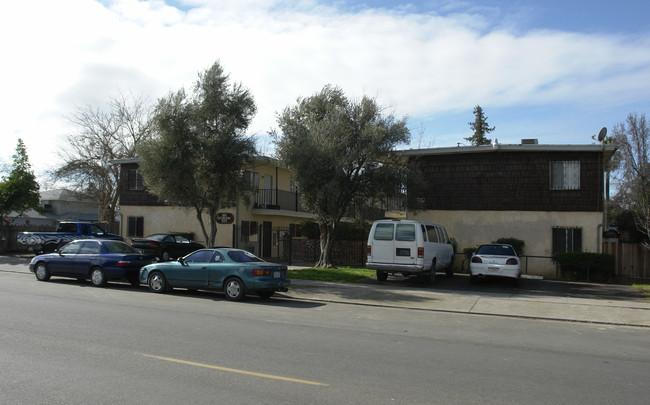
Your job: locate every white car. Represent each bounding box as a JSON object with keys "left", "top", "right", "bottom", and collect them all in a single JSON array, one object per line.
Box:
[{"left": 469, "top": 244, "right": 521, "bottom": 284}]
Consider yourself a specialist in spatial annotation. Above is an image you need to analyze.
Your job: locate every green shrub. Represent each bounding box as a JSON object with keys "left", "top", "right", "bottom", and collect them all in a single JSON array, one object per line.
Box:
[
  {"left": 551, "top": 252, "right": 615, "bottom": 282},
  {"left": 493, "top": 237, "right": 525, "bottom": 256},
  {"left": 463, "top": 246, "right": 478, "bottom": 259}
]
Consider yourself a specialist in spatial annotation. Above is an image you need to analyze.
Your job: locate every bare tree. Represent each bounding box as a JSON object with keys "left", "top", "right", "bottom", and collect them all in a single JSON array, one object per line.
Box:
[
  {"left": 612, "top": 112, "right": 650, "bottom": 246},
  {"left": 52, "top": 92, "right": 153, "bottom": 223}
]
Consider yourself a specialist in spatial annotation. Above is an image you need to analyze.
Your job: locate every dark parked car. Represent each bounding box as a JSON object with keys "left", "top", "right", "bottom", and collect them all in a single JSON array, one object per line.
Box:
[
  {"left": 130, "top": 233, "right": 205, "bottom": 261},
  {"left": 140, "top": 248, "right": 290, "bottom": 301},
  {"left": 29, "top": 239, "right": 156, "bottom": 287}
]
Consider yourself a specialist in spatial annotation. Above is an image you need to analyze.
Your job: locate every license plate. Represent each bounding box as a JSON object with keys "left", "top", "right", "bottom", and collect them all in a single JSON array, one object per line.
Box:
[
  {"left": 488, "top": 266, "right": 500, "bottom": 272},
  {"left": 274, "top": 272, "right": 280, "bottom": 278}
]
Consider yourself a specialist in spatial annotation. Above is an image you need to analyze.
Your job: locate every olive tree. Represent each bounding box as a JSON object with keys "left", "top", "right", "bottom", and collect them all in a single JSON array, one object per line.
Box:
[
  {"left": 274, "top": 85, "right": 410, "bottom": 268},
  {"left": 138, "top": 61, "right": 257, "bottom": 247}
]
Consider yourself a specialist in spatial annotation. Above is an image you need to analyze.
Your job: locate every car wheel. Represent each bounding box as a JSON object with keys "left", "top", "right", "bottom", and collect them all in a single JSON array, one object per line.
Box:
[
  {"left": 429, "top": 259, "right": 437, "bottom": 286},
  {"left": 161, "top": 251, "right": 171, "bottom": 261},
  {"left": 148, "top": 272, "right": 168, "bottom": 293},
  {"left": 376, "top": 270, "right": 388, "bottom": 282},
  {"left": 34, "top": 262, "right": 51, "bottom": 281},
  {"left": 223, "top": 277, "right": 246, "bottom": 301},
  {"left": 90, "top": 267, "right": 107, "bottom": 287},
  {"left": 257, "top": 290, "right": 275, "bottom": 299}
]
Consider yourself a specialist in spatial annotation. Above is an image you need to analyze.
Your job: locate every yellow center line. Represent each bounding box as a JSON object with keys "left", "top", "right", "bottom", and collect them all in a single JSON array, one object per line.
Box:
[{"left": 136, "top": 352, "right": 329, "bottom": 387}]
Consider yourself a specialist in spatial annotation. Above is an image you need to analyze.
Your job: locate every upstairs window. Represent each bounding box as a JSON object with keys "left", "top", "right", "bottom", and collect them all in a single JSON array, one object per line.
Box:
[
  {"left": 128, "top": 169, "right": 144, "bottom": 191},
  {"left": 550, "top": 161, "right": 580, "bottom": 190}
]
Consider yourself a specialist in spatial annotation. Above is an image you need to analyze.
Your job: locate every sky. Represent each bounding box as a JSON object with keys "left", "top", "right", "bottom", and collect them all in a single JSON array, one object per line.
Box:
[{"left": 2, "top": 0, "right": 650, "bottom": 184}]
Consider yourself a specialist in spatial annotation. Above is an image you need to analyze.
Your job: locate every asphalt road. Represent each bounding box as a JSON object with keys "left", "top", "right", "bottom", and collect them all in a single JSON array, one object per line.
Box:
[{"left": 2, "top": 268, "right": 650, "bottom": 405}]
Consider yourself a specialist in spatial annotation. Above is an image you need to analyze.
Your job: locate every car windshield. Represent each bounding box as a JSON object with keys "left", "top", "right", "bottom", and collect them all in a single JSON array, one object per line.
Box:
[
  {"left": 228, "top": 250, "right": 264, "bottom": 263},
  {"left": 104, "top": 241, "right": 138, "bottom": 254},
  {"left": 477, "top": 245, "right": 516, "bottom": 256}
]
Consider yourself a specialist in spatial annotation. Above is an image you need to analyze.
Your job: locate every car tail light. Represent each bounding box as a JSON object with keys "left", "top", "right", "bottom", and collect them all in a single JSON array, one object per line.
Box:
[
  {"left": 418, "top": 247, "right": 424, "bottom": 258},
  {"left": 117, "top": 261, "right": 131, "bottom": 267},
  {"left": 367, "top": 245, "right": 371, "bottom": 255},
  {"left": 149, "top": 242, "right": 160, "bottom": 248},
  {"left": 471, "top": 256, "right": 482, "bottom": 263},
  {"left": 252, "top": 269, "right": 272, "bottom": 276},
  {"left": 506, "top": 258, "right": 518, "bottom": 265}
]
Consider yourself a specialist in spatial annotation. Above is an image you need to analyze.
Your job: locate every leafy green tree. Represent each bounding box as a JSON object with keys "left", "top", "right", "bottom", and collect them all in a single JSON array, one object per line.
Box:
[
  {"left": 0, "top": 139, "right": 41, "bottom": 251},
  {"left": 138, "top": 61, "right": 257, "bottom": 247},
  {"left": 274, "top": 85, "right": 410, "bottom": 267},
  {"left": 465, "top": 105, "right": 494, "bottom": 146},
  {"left": 53, "top": 92, "right": 153, "bottom": 223}
]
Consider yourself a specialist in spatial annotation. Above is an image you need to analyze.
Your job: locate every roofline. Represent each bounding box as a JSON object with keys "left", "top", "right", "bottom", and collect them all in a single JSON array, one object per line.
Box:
[
  {"left": 398, "top": 143, "right": 617, "bottom": 161},
  {"left": 398, "top": 143, "right": 616, "bottom": 156},
  {"left": 110, "top": 155, "right": 278, "bottom": 166}
]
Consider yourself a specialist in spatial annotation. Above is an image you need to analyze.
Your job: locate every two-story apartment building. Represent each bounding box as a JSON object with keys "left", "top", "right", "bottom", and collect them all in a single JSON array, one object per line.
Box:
[
  {"left": 402, "top": 141, "right": 617, "bottom": 276},
  {"left": 112, "top": 157, "right": 314, "bottom": 258}
]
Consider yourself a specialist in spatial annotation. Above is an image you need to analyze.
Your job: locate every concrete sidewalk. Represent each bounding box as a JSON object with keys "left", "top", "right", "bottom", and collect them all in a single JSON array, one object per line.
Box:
[{"left": 279, "top": 279, "right": 650, "bottom": 328}]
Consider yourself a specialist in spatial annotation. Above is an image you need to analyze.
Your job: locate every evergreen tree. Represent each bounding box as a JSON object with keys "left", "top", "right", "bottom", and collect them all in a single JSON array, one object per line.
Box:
[
  {"left": 465, "top": 105, "right": 495, "bottom": 146},
  {"left": 0, "top": 139, "right": 41, "bottom": 251}
]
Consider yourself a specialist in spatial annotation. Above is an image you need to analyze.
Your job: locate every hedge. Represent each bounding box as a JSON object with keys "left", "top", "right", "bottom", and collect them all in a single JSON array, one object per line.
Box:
[{"left": 551, "top": 252, "right": 615, "bottom": 282}]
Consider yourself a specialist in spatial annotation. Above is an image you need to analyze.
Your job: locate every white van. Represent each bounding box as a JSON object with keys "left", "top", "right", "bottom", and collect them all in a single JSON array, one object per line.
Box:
[{"left": 366, "top": 219, "right": 454, "bottom": 283}]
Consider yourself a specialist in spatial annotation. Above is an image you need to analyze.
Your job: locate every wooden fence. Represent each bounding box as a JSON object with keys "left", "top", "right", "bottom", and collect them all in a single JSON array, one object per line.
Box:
[{"left": 602, "top": 239, "right": 650, "bottom": 282}]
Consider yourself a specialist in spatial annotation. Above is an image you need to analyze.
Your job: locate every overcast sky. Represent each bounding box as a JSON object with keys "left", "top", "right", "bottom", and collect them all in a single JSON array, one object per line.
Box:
[{"left": 2, "top": 0, "right": 649, "bottom": 182}]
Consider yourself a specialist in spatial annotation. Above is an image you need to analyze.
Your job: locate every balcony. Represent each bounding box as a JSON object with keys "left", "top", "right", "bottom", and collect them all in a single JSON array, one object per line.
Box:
[{"left": 254, "top": 189, "right": 308, "bottom": 212}]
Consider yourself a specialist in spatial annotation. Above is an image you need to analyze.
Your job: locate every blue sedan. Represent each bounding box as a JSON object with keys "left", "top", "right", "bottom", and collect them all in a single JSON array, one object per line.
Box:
[
  {"left": 29, "top": 239, "right": 156, "bottom": 287},
  {"left": 139, "top": 248, "right": 291, "bottom": 301}
]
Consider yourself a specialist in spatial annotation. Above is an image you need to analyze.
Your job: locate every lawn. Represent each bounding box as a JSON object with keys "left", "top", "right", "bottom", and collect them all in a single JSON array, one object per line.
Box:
[{"left": 287, "top": 267, "right": 375, "bottom": 283}]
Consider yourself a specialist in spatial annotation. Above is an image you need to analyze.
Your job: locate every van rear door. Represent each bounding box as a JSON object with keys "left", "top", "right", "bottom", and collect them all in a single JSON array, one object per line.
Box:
[
  {"left": 393, "top": 222, "right": 418, "bottom": 265},
  {"left": 370, "top": 222, "right": 395, "bottom": 264}
]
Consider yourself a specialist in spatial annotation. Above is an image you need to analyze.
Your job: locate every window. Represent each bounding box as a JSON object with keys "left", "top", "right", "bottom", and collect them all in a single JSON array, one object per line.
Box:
[
  {"left": 395, "top": 224, "right": 416, "bottom": 241},
  {"left": 240, "top": 221, "right": 258, "bottom": 242},
  {"left": 426, "top": 225, "right": 439, "bottom": 243},
  {"left": 184, "top": 250, "right": 215, "bottom": 263},
  {"left": 550, "top": 161, "right": 580, "bottom": 190},
  {"left": 78, "top": 242, "right": 101, "bottom": 255},
  {"left": 373, "top": 223, "right": 394, "bottom": 241},
  {"left": 552, "top": 227, "right": 582, "bottom": 254},
  {"left": 127, "top": 216, "right": 144, "bottom": 237},
  {"left": 89, "top": 224, "right": 106, "bottom": 235},
  {"left": 243, "top": 171, "right": 260, "bottom": 188},
  {"left": 128, "top": 169, "right": 144, "bottom": 191}
]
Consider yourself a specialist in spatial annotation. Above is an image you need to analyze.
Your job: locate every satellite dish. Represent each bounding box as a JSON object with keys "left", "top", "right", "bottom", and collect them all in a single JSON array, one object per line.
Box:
[{"left": 597, "top": 127, "right": 607, "bottom": 142}]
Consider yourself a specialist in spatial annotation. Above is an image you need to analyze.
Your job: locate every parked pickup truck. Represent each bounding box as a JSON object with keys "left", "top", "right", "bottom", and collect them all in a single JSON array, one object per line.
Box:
[{"left": 17, "top": 222, "right": 123, "bottom": 253}]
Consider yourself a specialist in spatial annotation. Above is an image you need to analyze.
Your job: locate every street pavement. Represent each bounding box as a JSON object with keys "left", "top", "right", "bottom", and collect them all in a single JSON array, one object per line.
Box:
[{"left": 2, "top": 254, "right": 649, "bottom": 327}]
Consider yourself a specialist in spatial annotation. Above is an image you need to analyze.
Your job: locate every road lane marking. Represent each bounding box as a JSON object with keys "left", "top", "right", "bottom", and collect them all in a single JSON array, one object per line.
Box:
[{"left": 136, "top": 352, "right": 329, "bottom": 386}]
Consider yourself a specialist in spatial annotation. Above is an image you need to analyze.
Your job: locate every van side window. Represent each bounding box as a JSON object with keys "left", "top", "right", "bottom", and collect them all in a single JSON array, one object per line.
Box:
[
  {"left": 440, "top": 227, "right": 449, "bottom": 243},
  {"left": 421, "top": 224, "right": 428, "bottom": 241},
  {"left": 395, "top": 224, "right": 416, "bottom": 241},
  {"left": 426, "top": 225, "right": 439, "bottom": 243},
  {"left": 373, "top": 223, "right": 394, "bottom": 241}
]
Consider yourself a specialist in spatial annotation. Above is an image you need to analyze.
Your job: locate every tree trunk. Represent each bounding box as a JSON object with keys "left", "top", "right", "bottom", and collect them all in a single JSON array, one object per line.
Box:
[
  {"left": 315, "top": 222, "right": 336, "bottom": 268},
  {"left": 195, "top": 207, "right": 210, "bottom": 247}
]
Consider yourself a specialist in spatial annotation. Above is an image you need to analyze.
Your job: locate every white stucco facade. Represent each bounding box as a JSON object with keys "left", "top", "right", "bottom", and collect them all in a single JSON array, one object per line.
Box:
[{"left": 410, "top": 210, "right": 603, "bottom": 277}]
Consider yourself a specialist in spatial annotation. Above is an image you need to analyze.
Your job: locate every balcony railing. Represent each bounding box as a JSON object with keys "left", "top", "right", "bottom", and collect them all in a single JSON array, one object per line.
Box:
[
  {"left": 254, "top": 189, "right": 308, "bottom": 212},
  {"left": 253, "top": 189, "right": 406, "bottom": 220}
]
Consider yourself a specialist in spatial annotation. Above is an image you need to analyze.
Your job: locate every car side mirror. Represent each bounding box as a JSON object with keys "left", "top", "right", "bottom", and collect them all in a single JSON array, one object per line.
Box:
[{"left": 177, "top": 257, "right": 185, "bottom": 264}]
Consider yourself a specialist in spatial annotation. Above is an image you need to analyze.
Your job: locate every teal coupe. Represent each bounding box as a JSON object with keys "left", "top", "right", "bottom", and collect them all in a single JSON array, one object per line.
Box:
[{"left": 139, "top": 248, "right": 290, "bottom": 301}]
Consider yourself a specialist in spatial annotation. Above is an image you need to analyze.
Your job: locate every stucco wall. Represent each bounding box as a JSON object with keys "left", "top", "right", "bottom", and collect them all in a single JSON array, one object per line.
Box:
[
  {"left": 409, "top": 210, "right": 603, "bottom": 277},
  {"left": 118, "top": 206, "right": 236, "bottom": 247}
]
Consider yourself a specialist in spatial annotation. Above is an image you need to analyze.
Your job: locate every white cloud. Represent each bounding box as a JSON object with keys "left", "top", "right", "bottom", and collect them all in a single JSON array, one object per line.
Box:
[{"left": 1, "top": 0, "right": 649, "bottom": 177}]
